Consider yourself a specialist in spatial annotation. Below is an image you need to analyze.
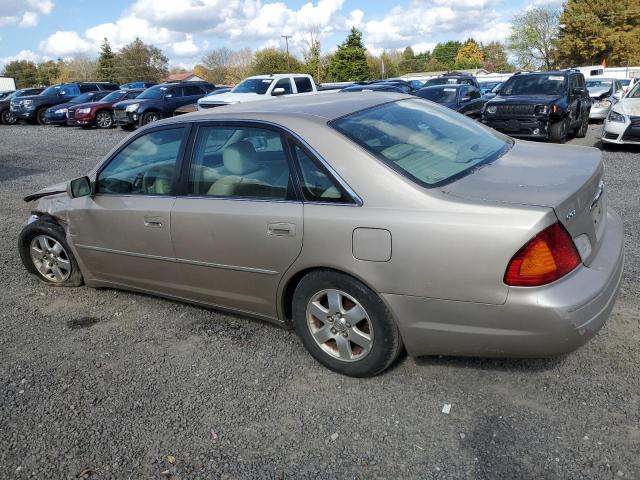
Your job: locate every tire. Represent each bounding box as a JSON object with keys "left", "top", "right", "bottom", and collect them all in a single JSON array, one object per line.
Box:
[
  {"left": 18, "top": 219, "right": 84, "bottom": 287},
  {"left": 575, "top": 115, "right": 588, "bottom": 138},
  {"left": 36, "top": 107, "right": 48, "bottom": 125},
  {"left": 95, "top": 110, "right": 113, "bottom": 129},
  {"left": 1, "top": 109, "right": 17, "bottom": 125},
  {"left": 141, "top": 111, "right": 160, "bottom": 126},
  {"left": 292, "top": 270, "right": 403, "bottom": 377},
  {"left": 549, "top": 118, "right": 568, "bottom": 143}
]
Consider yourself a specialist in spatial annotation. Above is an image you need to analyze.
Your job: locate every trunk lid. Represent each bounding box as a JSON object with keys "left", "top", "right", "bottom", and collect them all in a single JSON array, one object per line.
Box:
[{"left": 442, "top": 140, "right": 606, "bottom": 265}]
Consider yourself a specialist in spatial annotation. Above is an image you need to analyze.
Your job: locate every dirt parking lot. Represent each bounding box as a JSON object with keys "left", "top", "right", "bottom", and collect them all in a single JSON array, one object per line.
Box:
[{"left": 1, "top": 122, "right": 639, "bottom": 480}]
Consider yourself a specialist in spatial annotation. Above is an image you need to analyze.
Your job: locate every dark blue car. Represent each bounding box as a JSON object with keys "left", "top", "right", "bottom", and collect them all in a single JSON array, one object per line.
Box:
[
  {"left": 44, "top": 91, "right": 111, "bottom": 125},
  {"left": 10, "top": 82, "right": 118, "bottom": 124},
  {"left": 413, "top": 84, "right": 486, "bottom": 119},
  {"left": 113, "top": 81, "right": 216, "bottom": 129}
]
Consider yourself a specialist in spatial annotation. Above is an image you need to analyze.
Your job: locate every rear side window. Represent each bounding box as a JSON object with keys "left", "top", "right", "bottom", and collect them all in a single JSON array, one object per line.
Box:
[
  {"left": 80, "top": 84, "right": 98, "bottom": 92},
  {"left": 294, "top": 77, "right": 313, "bottom": 93},
  {"left": 291, "top": 143, "right": 351, "bottom": 203},
  {"left": 331, "top": 99, "right": 511, "bottom": 188},
  {"left": 184, "top": 85, "right": 204, "bottom": 96}
]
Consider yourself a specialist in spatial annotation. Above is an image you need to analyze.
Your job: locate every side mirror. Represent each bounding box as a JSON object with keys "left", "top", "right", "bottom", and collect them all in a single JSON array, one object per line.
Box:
[
  {"left": 165, "top": 94, "right": 173, "bottom": 100},
  {"left": 59, "top": 91, "right": 66, "bottom": 96},
  {"left": 573, "top": 87, "right": 585, "bottom": 95},
  {"left": 272, "top": 87, "right": 286, "bottom": 97},
  {"left": 460, "top": 96, "right": 471, "bottom": 103},
  {"left": 69, "top": 176, "right": 92, "bottom": 198}
]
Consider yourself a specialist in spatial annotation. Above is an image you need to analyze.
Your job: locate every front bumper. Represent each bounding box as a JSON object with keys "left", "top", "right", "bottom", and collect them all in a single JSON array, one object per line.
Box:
[
  {"left": 67, "top": 112, "right": 94, "bottom": 126},
  {"left": 113, "top": 109, "right": 138, "bottom": 126},
  {"left": 11, "top": 105, "right": 36, "bottom": 120},
  {"left": 384, "top": 209, "right": 624, "bottom": 358},
  {"left": 43, "top": 111, "right": 68, "bottom": 125},
  {"left": 482, "top": 116, "right": 550, "bottom": 138},
  {"left": 602, "top": 116, "right": 640, "bottom": 144}
]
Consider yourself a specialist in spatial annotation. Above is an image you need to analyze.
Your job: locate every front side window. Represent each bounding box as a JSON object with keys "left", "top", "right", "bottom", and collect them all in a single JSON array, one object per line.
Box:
[
  {"left": 188, "top": 126, "right": 292, "bottom": 200},
  {"left": 273, "top": 78, "right": 292, "bottom": 95},
  {"left": 292, "top": 144, "right": 350, "bottom": 203},
  {"left": 97, "top": 127, "right": 185, "bottom": 195},
  {"left": 231, "top": 78, "right": 273, "bottom": 94},
  {"left": 331, "top": 99, "right": 511, "bottom": 188}
]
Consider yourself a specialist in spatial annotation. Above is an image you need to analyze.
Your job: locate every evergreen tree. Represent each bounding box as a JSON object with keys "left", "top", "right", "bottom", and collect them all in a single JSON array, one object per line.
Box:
[
  {"left": 556, "top": 0, "right": 640, "bottom": 67},
  {"left": 1, "top": 60, "right": 38, "bottom": 88},
  {"left": 252, "top": 47, "right": 301, "bottom": 75},
  {"left": 96, "top": 38, "right": 116, "bottom": 82},
  {"left": 432, "top": 41, "right": 462, "bottom": 69},
  {"left": 115, "top": 38, "right": 169, "bottom": 83},
  {"left": 327, "top": 27, "right": 371, "bottom": 81}
]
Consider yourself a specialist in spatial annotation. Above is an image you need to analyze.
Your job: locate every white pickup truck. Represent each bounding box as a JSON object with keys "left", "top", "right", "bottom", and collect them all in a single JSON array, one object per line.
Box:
[{"left": 198, "top": 73, "right": 341, "bottom": 110}]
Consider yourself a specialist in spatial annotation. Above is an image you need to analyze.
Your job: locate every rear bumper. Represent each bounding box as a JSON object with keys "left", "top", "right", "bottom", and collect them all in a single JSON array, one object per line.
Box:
[
  {"left": 482, "top": 116, "right": 550, "bottom": 138},
  {"left": 589, "top": 106, "right": 610, "bottom": 120},
  {"left": 384, "top": 209, "right": 624, "bottom": 358}
]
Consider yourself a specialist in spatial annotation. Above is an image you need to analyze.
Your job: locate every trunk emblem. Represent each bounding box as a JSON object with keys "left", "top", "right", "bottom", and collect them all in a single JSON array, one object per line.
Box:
[{"left": 566, "top": 209, "right": 576, "bottom": 220}]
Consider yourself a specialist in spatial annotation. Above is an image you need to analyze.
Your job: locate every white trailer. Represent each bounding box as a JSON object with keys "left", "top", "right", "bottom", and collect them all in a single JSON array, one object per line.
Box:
[{"left": 0, "top": 76, "right": 16, "bottom": 92}]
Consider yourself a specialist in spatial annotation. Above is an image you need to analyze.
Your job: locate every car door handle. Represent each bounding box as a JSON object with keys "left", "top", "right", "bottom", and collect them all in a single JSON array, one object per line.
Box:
[
  {"left": 267, "top": 223, "right": 295, "bottom": 236},
  {"left": 144, "top": 215, "right": 164, "bottom": 228}
]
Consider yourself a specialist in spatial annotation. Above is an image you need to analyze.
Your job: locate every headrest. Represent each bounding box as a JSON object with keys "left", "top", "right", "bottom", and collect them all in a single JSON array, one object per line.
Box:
[{"left": 223, "top": 141, "right": 259, "bottom": 175}]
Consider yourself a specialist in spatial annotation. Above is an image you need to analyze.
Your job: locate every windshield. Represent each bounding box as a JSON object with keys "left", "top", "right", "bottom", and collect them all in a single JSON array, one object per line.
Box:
[
  {"left": 415, "top": 87, "right": 459, "bottom": 103},
  {"left": 231, "top": 78, "right": 273, "bottom": 94},
  {"left": 71, "top": 93, "right": 98, "bottom": 104},
  {"left": 137, "top": 85, "right": 167, "bottom": 99},
  {"left": 490, "top": 83, "right": 502, "bottom": 93},
  {"left": 5, "top": 90, "right": 24, "bottom": 100},
  {"left": 628, "top": 82, "right": 640, "bottom": 98},
  {"left": 41, "top": 85, "right": 62, "bottom": 96},
  {"left": 100, "top": 91, "right": 125, "bottom": 103},
  {"left": 586, "top": 80, "right": 612, "bottom": 89},
  {"left": 500, "top": 75, "right": 566, "bottom": 96},
  {"left": 331, "top": 99, "right": 511, "bottom": 188}
]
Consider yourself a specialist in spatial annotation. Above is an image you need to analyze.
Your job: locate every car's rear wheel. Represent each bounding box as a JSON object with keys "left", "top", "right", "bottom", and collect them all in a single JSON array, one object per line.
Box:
[
  {"left": 292, "top": 270, "right": 403, "bottom": 377},
  {"left": 575, "top": 114, "right": 589, "bottom": 138},
  {"left": 1, "top": 109, "right": 17, "bottom": 125},
  {"left": 95, "top": 110, "right": 113, "bottom": 129},
  {"left": 36, "top": 108, "right": 47, "bottom": 125},
  {"left": 549, "top": 118, "right": 568, "bottom": 143},
  {"left": 18, "top": 220, "right": 83, "bottom": 287},
  {"left": 141, "top": 111, "right": 160, "bottom": 126}
]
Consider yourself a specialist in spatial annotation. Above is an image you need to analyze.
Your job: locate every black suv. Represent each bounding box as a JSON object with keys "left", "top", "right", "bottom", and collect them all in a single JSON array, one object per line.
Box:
[
  {"left": 0, "top": 88, "right": 44, "bottom": 125},
  {"left": 112, "top": 81, "right": 216, "bottom": 129},
  {"left": 482, "top": 71, "right": 591, "bottom": 142},
  {"left": 10, "top": 82, "right": 118, "bottom": 125},
  {"left": 424, "top": 72, "right": 480, "bottom": 89}
]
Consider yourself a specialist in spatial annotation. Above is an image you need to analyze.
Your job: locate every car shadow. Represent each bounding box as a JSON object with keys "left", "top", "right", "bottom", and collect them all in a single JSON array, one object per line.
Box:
[{"left": 413, "top": 354, "right": 565, "bottom": 373}]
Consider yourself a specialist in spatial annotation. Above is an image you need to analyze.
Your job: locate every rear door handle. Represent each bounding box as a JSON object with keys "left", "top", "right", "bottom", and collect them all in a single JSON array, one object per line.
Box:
[
  {"left": 144, "top": 215, "right": 164, "bottom": 228},
  {"left": 267, "top": 223, "right": 295, "bottom": 236}
]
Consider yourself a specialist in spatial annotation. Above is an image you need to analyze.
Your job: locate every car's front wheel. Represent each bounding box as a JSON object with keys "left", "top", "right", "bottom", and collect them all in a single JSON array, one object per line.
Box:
[
  {"left": 36, "top": 108, "right": 47, "bottom": 125},
  {"left": 1, "top": 109, "right": 17, "bottom": 125},
  {"left": 292, "top": 270, "right": 403, "bottom": 377},
  {"left": 141, "top": 111, "right": 160, "bottom": 126},
  {"left": 18, "top": 220, "right": 83, "bottom": 287},
  {"left": 549, "top": 118, "right": 568, "bottom": 143},
  {"left": 575, "top": 114, "right": 589, "bottom": 138},
  {"left": 95, "top": 110, "right": 113, "bottom": 129}
]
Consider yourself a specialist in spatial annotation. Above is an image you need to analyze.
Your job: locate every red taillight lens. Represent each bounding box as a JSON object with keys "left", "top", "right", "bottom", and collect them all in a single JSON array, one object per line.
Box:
[{"left": 504, "top": 222, "right": 581, "bottom": 287}]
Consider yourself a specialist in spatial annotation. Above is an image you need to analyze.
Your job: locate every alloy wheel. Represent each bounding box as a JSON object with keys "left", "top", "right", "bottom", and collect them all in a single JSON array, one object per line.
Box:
[
  {"left": 29, "top": 235, "right": 71, "bottom": 283},
  {"left": 96, "top": 111, "right": 112, "bottom": 129},
  {"left": 143, "top": 113, "right": 159, "bottom": 125},
  {"left": 2, "top": 110, "right": 16, "bottom": 124},
  {"left": 306, "top": 289, "right": 373, "bottom": 362}
]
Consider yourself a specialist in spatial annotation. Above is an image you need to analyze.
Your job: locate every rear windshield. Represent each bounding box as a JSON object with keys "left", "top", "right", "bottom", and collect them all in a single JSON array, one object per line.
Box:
[
  {"left": 500, "top": 75, "right": 566, "bottom": 95},
  {"left": 586, "top": 79, "right": 612, "bottom": 89},
  {"left": 331, "top": 99, "right": 511, "bottom": 188},
  {"left": 414, "top": 87, "right": 459, "bottom": 103}
]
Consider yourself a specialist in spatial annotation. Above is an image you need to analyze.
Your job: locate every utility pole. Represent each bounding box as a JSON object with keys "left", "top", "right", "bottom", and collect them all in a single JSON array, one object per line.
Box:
[{"left": 282, "top": 34, "right": 292, "bottom": 69}]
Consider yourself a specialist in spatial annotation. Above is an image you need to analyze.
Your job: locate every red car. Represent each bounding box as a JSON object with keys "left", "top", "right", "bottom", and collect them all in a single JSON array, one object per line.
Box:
[{"left": 67, "top": 89, "right": 143, "bottom": 129}]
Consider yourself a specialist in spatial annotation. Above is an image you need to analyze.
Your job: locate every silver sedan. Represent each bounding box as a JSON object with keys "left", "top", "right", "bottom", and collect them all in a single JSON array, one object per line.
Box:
[{"left": 19, "top": 93, "right": 624, "bottom": 377}]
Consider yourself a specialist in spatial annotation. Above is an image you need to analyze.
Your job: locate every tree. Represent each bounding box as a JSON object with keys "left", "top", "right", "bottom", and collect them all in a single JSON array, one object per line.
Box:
[
  {"left": 556, "top": 0, "right": 640, "bottom": 67},
  {"left": 252, "top": 47, "right": 301, "bottom": 75},
  {"left": 62, "top": 56, "right": 98, "bottom": 81},
  {"left": 202, "top": 47, "right": 234, "bottom": 84},
  {"left": 454, "top": 39, "right": 484, "bottom": 69},
  {"left": 2, "top": 60, "right": 38, "bottom": 88},
  {"left": 481, "top": 42, "right": 513, "bottom": 72},
  {"left": 397, "top": 46, "right": 425, "bottom": 74},
  {"left": 508, "top": 7, "right": 560, "bottom": 70},
  {"left": 327, "top": 27, "right": 371, "bottom": 81},
  {"left": 115, "top": 38, "right": 169, "bottom": 83},
  {"left": 303, "top": 29, "right": 323, "bottom": 82},
  {"left": 36, "top": 60, "right": 62, "bottom": 86},
  {"left": 96, "top": 38, "right": 116, "bottom": 82},
  {"left": 432, "top": 41, "right": 462, "bottom": 69}
]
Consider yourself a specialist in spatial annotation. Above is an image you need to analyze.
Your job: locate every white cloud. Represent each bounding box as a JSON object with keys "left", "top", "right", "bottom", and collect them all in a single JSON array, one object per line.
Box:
[
  {"left": 39, "top": 31, "right": 93, "bottom": 57},
  {"left": 0, "top": 0, "right": 54, "bottom": 27},
  {"left": 462, "top": 22, "right": 512, "bottom": 44},
  {"left": 168, "top": 35, "right": 200, "bottom": 58},
  {"left": 0, "top": 49, "right": 44, "bottom": 69}
]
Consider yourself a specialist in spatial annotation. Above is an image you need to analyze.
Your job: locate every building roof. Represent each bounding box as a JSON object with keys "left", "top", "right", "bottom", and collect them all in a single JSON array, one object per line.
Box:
[{"left": 165, "top": 71, "right": 196, "bottom": 82}]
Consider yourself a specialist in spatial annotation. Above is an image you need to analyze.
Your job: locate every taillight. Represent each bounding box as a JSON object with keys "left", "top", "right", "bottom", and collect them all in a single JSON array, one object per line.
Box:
[{"left": 504, "top": 222, "right": 581, "bottom": 287}]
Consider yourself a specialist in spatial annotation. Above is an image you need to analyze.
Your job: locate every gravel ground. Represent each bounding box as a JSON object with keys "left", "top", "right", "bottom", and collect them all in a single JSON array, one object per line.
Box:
[{"left": 0, "top": 123, "right": 639, "bottom": 480}]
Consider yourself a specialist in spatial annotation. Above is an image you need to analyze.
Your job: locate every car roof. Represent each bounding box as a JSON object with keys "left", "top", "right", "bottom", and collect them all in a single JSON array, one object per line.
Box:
[
  {"left": 171, "top": 92, "right": 409, "bottom": 124},
  {"left": 420, "top": 84, "right": 463, "bottom": 90}
]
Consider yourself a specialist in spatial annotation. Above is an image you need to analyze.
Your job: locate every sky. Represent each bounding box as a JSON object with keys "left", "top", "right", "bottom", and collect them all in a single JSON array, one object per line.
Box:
[{"left": 0, "top": 0, "right": 562, "bottom": 69}]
